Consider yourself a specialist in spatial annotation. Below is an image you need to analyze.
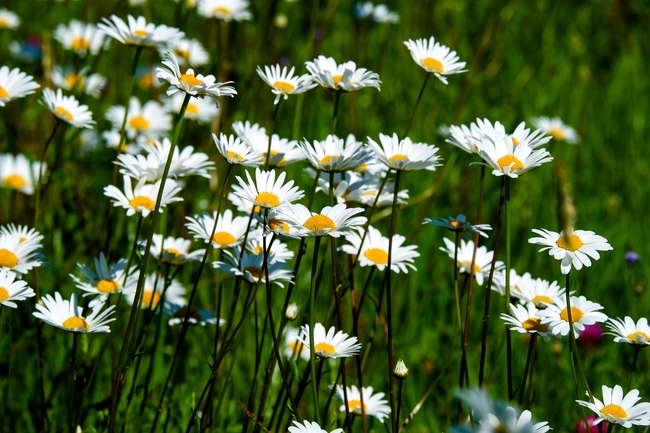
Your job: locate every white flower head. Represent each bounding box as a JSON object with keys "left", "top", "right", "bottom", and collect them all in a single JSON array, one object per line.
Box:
[
  {"left": 368, "top": 133, "right": 442, "bottom": 171},
  {"left": 0, "top": 9, "right": 20, "bottom": 29},
  {"left": 106, "top": 97, "right": 171, "bottom": 139},
  {"left": 98, "top": 15, "right": 183, "bottom": 47},
  {"left": 301, "top": 134, "right": 372, "bottom": 172},
  {"left": 305, "top": 55, "right": 381, "bottom": 92},
  {"left": 0, "top": 66, "right": 40, "bottom": 107},
  {"left": 335, "top": 384, "right": 391, "bottom": 422},
  {"left": 70, "top": 252, "right": 139, "bottom": 307},
  {"left": 212, "top": 133, "right": 262, "bottom": 166},
  {"left": 538, "top": 295, "right": 607, "bottom": 338},
  {"left": 257, "top": 64, "right": 317, "bottom": 104},
  {"left": 440, "top": 238, "right": 503, "bottom": 285},
  {"left": 235, "top": 167, "right": 304, "bottom": 210},
  {"left": 103, "top": 175, "right": 183, "bottom": 217},
  {"left": 288, "top": 420, "right": 343, "bottom": 433},
  {"left": 33, "top": 292, "right": 116, "bottom": 333},
  {"left": 607, "top": 317, "right": 650, "bottom": 347},
  {"left": 298, "top": 323, "right": 361, "bottom": 358},
  {"left": 531, "top": 116, "right": 579, "bottom": 144},
  {"left": 0, "top": 153, "right": 45, "bottom": 195},
  {"left": 529, "top": 228, "right": 613, "bottom": 274},
  {"left": 54, "top": 20, "right": 106, "bottom": 57},
  {"left": 404, "top": 36, "right": 467, "bottom": 84},
  {"left": 340, "top": 225, "right": 419, "bottom": 273},
  {"left": 577, "top": 385, "right": 650, "bottom": 428},
  {"left": 42, "top": 88, "right": 95, "bottom": 128},
  {"left": 501, "top": 303, "right": 552, "bottom": 342},
  {"left": 279, "top": 203, "right": 367, "bottom": 238},
  {"left": 197, "top": 0, "right": 253, "bottom": 21},
  {"left": 0, "top": 269, "right": 35, "bottom": 308}
]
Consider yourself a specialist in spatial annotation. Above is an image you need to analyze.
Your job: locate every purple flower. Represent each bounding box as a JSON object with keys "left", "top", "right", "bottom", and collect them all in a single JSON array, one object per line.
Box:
[{"left": 625, "top": 250, "right": 640, "bottom": 266}]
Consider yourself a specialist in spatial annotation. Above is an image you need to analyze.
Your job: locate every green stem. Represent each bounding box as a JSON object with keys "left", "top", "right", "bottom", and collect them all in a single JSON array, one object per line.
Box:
[
  {"left": 34, "top": 120, "right": 61, "bottom": 230},
  {"left": 69, "top": 332, "right": 78, "bottom": 433},
  {"left": 505, "top": 177, "right": 513, "bottom": 399},
  {"left": 630, "top": 346, "right": 640, "bottom": 389},
  {"left": 264, "top": 99, "right": 282, "bottom": 168},
  {"left": 309, "top": 236, "right": 322, "bottom": 424},
  {"left": 330, "top": 91, "right": 342, "bottom": 135},
  {"left": 117, "top": 46, "right": 143, "bottom": 152},
  {"left": 403, "top": 73, "right": 431, "bottom": 139},
  {"left": 518, "top": 333, "right": 537, "bottom": 405}
]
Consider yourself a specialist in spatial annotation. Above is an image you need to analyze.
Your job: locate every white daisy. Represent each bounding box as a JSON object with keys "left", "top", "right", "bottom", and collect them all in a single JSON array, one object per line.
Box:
[
  {"left": 478, "top": 406, "right": 552, "bottom": 433},
  {"left": 212, "top": 133, "right": 262, "bottom": 166},
  {"left": 246, "top": 233, "right": 294, "bottom": 264},
  {"left": 368, "top": 133, "right": 442, "bottom": 171},
  {"left": 156, "top": 51, "right": 236, "bottom": 101},
  {"left": 538, "top": 295, "right": 607, "bottom": 338},
  {"left": 447, "top": 122, "right": 482, "bottom": 155},
  {"left": 288, "top": 420, "right": 343, "bottom": 433},
  {"left": 232, "top": 120, "right": 266, "bottom": 140},
  {"left": 356, "top": 3, "right": 399, "bottom": 23},
  {"left": 440, "top": 237, "right": 503, "bottom": 285},
  {"left": 514, "top": 276, "right": 566, "bottom": 308},
  {"left": 340, "top": 225, "right": 419, "bottom": 273},
  {"left": 305, "top": 55, "right": 381, "bottom": 92},
  {"left": 510, "top": 121, "right": 553, "bottom": 149},
  {"left": 491, "top": 269, "right": 531, "bottom": 300},
  {"left": 0, "top": 224, "right": 43, "bottom": 246},
  {"left": 102, "top": 129, "right": 140, "bottom": 154},
  {"left": 0, "top": 153, "right": 45, "bottom": 195},
  {"left": 213, "top": 250, "right": 294, "bottom": 287},
  {"left": 105, "top": 97, "right": 171, "bottom": 139},
  {"left": 236, "top": 167, "right": 304, "bottom": 210},
  {"left": 424, "top": 213, "right": 492, "bottom": 239},
  {"left": 531, "top": 116, "right": 579, "bottom": 144},
  {"left": 0, "top": 9, "right": 20, "bottom": 29},
  {"left": 607, "top": 316, "right": 650, "bottom": 347},
  {"left": 33, "top": 292, "right": 115, "bottom": 333},
  {"left": 149, "top": 234, "right": 205, "bottom": 265},
  {"left": 53, "top": 20, "right": 106, "bottom": 57},
  {"left": 279, "top": 203, "right": 367, "bottom": 238},
  {"left": 166, "top": 303, "right": 223, "bottom": 326},
  {"left": 0, "top": 269, "right": 35, "bottom": 308},
  {"left": 256, "top": 64, "right": 317, "bottom": 104},
  {"left": 103, "top": 175, "right": 183, "bottom": 217},
  {"left": 472, "top": 130, "right": 552, "bottom": 178},
  {"left": 186, "top": 209, "right": 250, "bottom": 250},
  {"left": 529, "top": 228, "right": 613, "bottom": 274},
  {"left": 70, "top": 252, "right": 139, "bottom": 307},
  {"left": 301, "top": 134, "right": 372, "bottom": 172},
  {"left": 298, "top": 323, "right": 361, "bottom": 358},
  {"left": 197, "top": 0, "right": 253, "bottom": 21},
  {"left": 138, "top": 137, "right": 214, "bottom": 179},
  {"left": 404, "top": 36, "right": 467, "bottom": 84},
  {"left": 0, "top": 66, "right": 40, "bottom": 107},
  {"left": 124, "top": 273, "right": 187, "bottom": 310},
  {"left": 236, "top": 125, "right": 305, "bottom": 168},
  {"left": 0, "top": 232, "right": 42, "bottom": 275},
  {"left": 228, "top": 184, "right": 262, "bottom": 214},
  {"left": 500, "top": 303, "right": 552, "bottom": 342},
  {"left": 256, "top": 208, "right": 303, "bottom": 239},
  {"left": 168, "top": 93, "right": 218, "bottom": 124},
  {"left": 335, "top": 384, "right": 391, "bottom": 423},
  {"left": 163, "top": 38, "right": 209, "bottom": 67},
  {"left": 42, "top": 88, "right": 95, "bottom": 129},
  {"left": 577, "top": 385, "right": 650, "bottom": 428},
  {"left": 98, "top": 15, "right": 183, "bottom": 47},
  {"left": 284, "top": 327, "right": 310, "bottom": 361}
]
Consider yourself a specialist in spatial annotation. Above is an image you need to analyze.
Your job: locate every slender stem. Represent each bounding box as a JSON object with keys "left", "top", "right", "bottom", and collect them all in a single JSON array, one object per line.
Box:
[
  {"left": 396, "top": 379, "right": 404, "bottom": 430},
  {"left": 505, "top": 177, "right": 513, "bottom": 399},
  {"left": 518, "top": 334, "right": 537, "bottom": 405},
  {"left": 264, "top": 99, "right": 282, "bottom": 168},
  {"left": 117, "top": 46, "right": 143, "bottom": 152},
  {"left": 454, "top": 230, "right": 465, "bottom": 423},
  {"left": 69, "top": 333, "right": 78, "bottom": 433},
  {"left": 403, "top": 73, "right": 431, "bottom": 139},
  {"left": 309, "top": 236, "right": 322, "bottom": 424},
  {"left": 330, "top": 92, "right": 342, "bottom": 135},
  {"left": 34, "top": 120, "right": 61, "bottom": 230},
  {"left": 525, "top": 335, "right": 538, "bottom": 409},
  {"left": 630, "top": 346, "right": 640, "bottom": 389},
  {"left": 122, "top": 215, "right": 143, "bottom": 287}
]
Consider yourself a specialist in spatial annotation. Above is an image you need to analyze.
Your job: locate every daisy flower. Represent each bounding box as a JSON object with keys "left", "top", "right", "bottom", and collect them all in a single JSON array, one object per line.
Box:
[
  {"left": 577, "top": 385, "right": 650, "bottom": 428},
  {"left": 491, "top": 269, "right": 532, "bottom": 300},
  {"left": 0, "top": 153, "right": 45, "bottom": 195},
  {"left": 0, "top": 9, "right": 20, "bottom": 29},
  {"left": 305, "top": 55, "right": 381, "bottom": 92},
  {"left": 424, "top": 213, "right": 492, "bottom": 239},
  {"left": 531, "top": 116, "right": 579, "bottom": 144},
  {"left": 288, "top": 420, "right": 343, "bottom": 433},
  {"left": 0, "top": 66, "right": 40, "bottom": 107},
  {"left": 500, "top": 303, "right": 552, "bottom": 342},
  {"left": 509, "top": 121, "right": 553, "bottom": 149},
  {"left": 53, "top": 20, "right": 106, "bottom": 57},
  {"left": 538, "top": 295, "right": 607, "bottom": 338},
  {"left": 279, "top": 203, "right": 367, "bottom": 238},
  {"left": 228, "top": 184, "right": 262, "bottom": 214},
  {"left": 42, "top": 88, "right": 95, "bottom": 129},
  {"left": 197, "top": 0, "right": 253, "bottom": 21},
  {"left": 149, "top": 234, "right": 205, "bottom": 265},
  {"left": 232, "top": 120, "right": 266, "bottom": 140},
  {"left": 186, "top": 209, "right": 250, "bottom": 250},
  {"left": 472, "top": 131, "right": 552, "bottom": 178},
  {"left": 368, "top": 133, "right": 442, "bottom": 171},
  {"left": 138, "top": 138, "right": 214, "bottom": 179},
  {"left": 0, "top": 269, "right": 35, "bottom": 308},
  {"left": 256, "top": 64, "right": 317, "bottom": 104},
  {"left": 529, "top": 228, "right": 613, "bottom": 274},
  {"left": 0, "top": 232, "right": 42, "bottom": 275},
  {"left": 103, "top": 175, "right": 183, "bottom": 217},
  {"left": 213, "top": 250, "right": 294, "bottom": 287},
  {"left": 403, "top": 36, "right": 467, "bottom": 84},
  {"left": 478, "top": 406, "right": 552, "bottom": 433},
  {"left": 236, "top": 125, "right": 305, "bottom": 167},
  {"left": 356, "top": 2, "right": 399, "bottom": 23},
  {"left": 212, "top": 133, "right": 262, "bottom": 166},
  {"left": 71, "top": 252, "right": 138, "bottom": 307},
  {"left": 606, "top": 316, "right": 650, "bottom": 347},
  {"left": 168, "top": 93, "right": 218, "bottom": 124},
  {"left": 98, "top": 15, "right": 183, "bottom": 47},
  {"left": 447, "top": 121, "right": 482, "bottom": 155},
  {"left": 236, "top": 167, "right": 304, "bottom": 210},
  {"left": 125, "top": 273, "right": 187, "bottom": 310},
  {"left": 33, "top": 292, "right": 115, "bottom": 333},
  {"left": 515, "top": 276, "right": 566, "bottom": 308},
  {"left": 0, "top": 224, "right": 43, "bottom": 246},
  {"left": 301, "top": 134, "right": 372, "bottom": 172},
  {"left": 163, "top": 38, "right": 209, "bottom": 67},
  {"left": 256, "top": 208, "right": 303, "bottom": 239},
  {"left": 51, "top": 67, "right": 107, "bottom": 98},
  {"left": 440, "top": 238, "right": 503, "bottom": 285},
  {"left": 284, "top": 327, "right": 310, "bottom": 361},
  {"left": 166, "top": 303, "right": 223, "bottom": 326},
  {"left": 298, "top": 323, "right": 361, "bottom": 358},
  {"left": 246, "top": 233, "right": 295, "bottom": 264},
  {"left": 340, "top": 225, "right": 419, "bottom": 273},
  {"left": 105, "top": 97, "right": 171, "bottom": 139},
  {"left": 335, "top": 384, "right": 391, "bottom": 423},
  {"left": 156, "top": 51, "right": 236, "bottom": 101}
]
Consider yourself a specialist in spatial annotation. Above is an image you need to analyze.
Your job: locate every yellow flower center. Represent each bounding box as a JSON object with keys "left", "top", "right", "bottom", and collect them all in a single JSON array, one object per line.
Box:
[
  {"left": 134, "top": 30, "right": 148, "bottom": 37},
  {"left": 304, "top": 215, "right": 336, "bottom": 233},
  {"left": 0, "top": 287, "right": 9, "bottom": 302},
  {"left": 522, "top": 318, "right": 548, "bottom": 332},
  {"left": 560, "top": 306, "right": 584, "bottom": 322},
  {"left": 320, "top": 155, "right": 339, "bottom": 165},
  {"left": 460, "top": 260, "right": 481, "bottom": 274},
  {"left": 273, "top": 81, "right": 295, "bottom": 93},
  {"left": 263, "top": 150, "right": 287, "bottom": 166},
  {"left": 364, "top": 248, "right": 388, "bottom": 265},
  {"left": 71, "top": 37, "right": 90, "bottom": 51},
  {"left": 186, "top": 103, "right": 198, "bottom": 114},
  {"left": 549, "top": 128, "right": 565, "bottom": 140},
  {"left": 362, "top": 190, "right": 376, "bottom": 196},
  {"left": 244, "top": 266, "right": 262, "bottom": 279},
  {"left": 18, "top": 237, "right": 27, "bottom": 243},
  {"left": 332, "top": 75, "right": 343, "bottom": 84},
  {"left": 56, "top": 106, "right": 73, "bottom": 121},
  {"left": 165, "top": 248, "right": 181, "bottom": 257},
  {"left": 3, "top": 174, "right": 26, "bottom": 189},
  {"left": 129, "top": 115, "right": 149, "bottom": 130},
  {"left": 96, "top": 279, "right": 120, "bottom": 293},
  {"left": 0, "top": 19, "right": 7, "bottom": 28},
  {"left": 496, "top": 154, "right": 524, "bottom": 172},
  {"left": 255, "top": 192, "right": 281, "bottom": 208},
  {"left": 600, "top": 404, "right": 628, "bottom": 419},
  {"left": 62, "top": 316, "right": 89, "bottom": 331},
  {"left": 142, "top": 290, "right": 161, "bottom": 308},
  {"left": 512, "top": 137, "right": 520, "bottom": 145},
  {"left": 253, "top": 246, "right": 265, "bottom": 255},
  {"left": 314, "top": 342, "right": 336, "bottom": 355},
  {"left": 212, "top": 6, "right": 231, "bottom": 15},
  {"left": 356, "top": 163, "right": 367, "bottom": 172},
  {"left": 450, "top": 220, "right": 465, "bottom": 228},
  {"left": 212, "top": 232, "right": 236, "bottom": 246},
  {"left": 627, "top": 331, "right": 650, "bottom": 343},
  {"left": 389, "top": 154, "right": 409, "bottom": 164},
  {"left": 227, "top": 150, "right": 244, "bottom": 163},
  {"left": 422, "top": 57, "right": 444, "bottom": 72},
  {"left": 556, "top": 234, "right": 583, "bottom": 252},
  {"left": 0, "top": 86, "right": 8, "bottom": 98},
  {"left": 347, "top": 399, "right": 368, "bottom": 412},
  {"left": 180, "top": 74, "right": 203, "bottom": 87},
  {"left": 65, "top": 73, "right": 81, "bottom": 89},
  {"left": 175, "top": 49, "right": 190, "bottom": 60},
  {"left": 0, "top": 249, "right": 18, "bottom": 268},
  {"left": 139, "top": 74, "right": 153, "bottom": 88},
  {"left": 129, "top": 195, "right": 155, "bottom": 211},
  {"left": 532, "top": 295, "right": 553, "bottom": 306},
  {"left": 268, "top": 218, "right": 290, "bottom": 233}
]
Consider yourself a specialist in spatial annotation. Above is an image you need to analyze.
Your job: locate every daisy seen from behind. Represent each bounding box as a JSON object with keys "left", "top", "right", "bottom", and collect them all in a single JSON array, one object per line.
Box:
[
  {"left": 33, "top": 292, "right": 115, "bottom": 333},
  {"left": 529, "top": 228, "right": 613, "bottom": 274},
  {"left": 404, "top": 36, "right": 467, "bottom": 84},
  {"left": 197, "top": 0, "right": 253, "bottom": 21},
  {"left": 607, "top": 316, "right": 650, "bottom": 347},
  {"left": 531, "top": 116, "right": 579, "bottom": 144},
  {"left": 42, "top": 88, "right": 95, "bottom": 129},
  {"left": 368, "top": 133, "right": 442, "bottom": 171},
  {"left": 538, "top": 295, "right": 607, "bottom": 338},
  {"left": 0, "top": 153, "right": 45, "bottom": 195},
  {"left": 98, "top": 15, "right": 183, "bottom": 48},
  {"left": 280, "top": 203, "right": 367, "bottom": 238},
  {"left": 298, "top": 323, "right": 361, "bottom": 358},
  {"left": 306, "top": 55, "right": 381, "bottom": 92},
  {"left": 288, "top": 420, "right": 343, "bottom": 433},
  {"left": 340, "top": 225, "right": 419, "bottom": 273},
  {"left": 257, "top": 64, "right": 316, "bottom": 104},
  {"left": 236, "top": 167, "right": 304, "bottom": 210},
  {"left": 577, "top": 385, "right": 650, "bottom": 428},
  {"left": 104, "top": 175, "right": 183, "bottom": 217},
  {"left": 0, "top": 66, "right": 40, "bottom": 107},
  {"left": 301, "top": 134, "right": 372, "bottom": 172},
  {"left": 0, "top": 269, "right": 35, "bottom": 308},
  {"left": 335, "top": 384, "right": 391, "bottom": 423}
]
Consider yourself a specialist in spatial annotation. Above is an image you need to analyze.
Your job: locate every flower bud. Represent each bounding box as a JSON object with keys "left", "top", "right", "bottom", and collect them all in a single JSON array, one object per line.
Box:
[
  {"left": 394, "top": 359, "right": 408, "bottom": 379},
  {"left": 285, "top": 303, "right": 299, "bottom": 321}
]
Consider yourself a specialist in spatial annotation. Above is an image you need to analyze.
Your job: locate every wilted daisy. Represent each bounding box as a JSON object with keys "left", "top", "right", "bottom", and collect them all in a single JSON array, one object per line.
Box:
[
  {"left": 98, "top": 15, "right": 183, "bottom": 47},
  {"left": 529, "top": 228, "right": 613, "bottom": 274},
  {"left": 42, "top": 88, "right": 95, "bottom": 128},
  {"left": 531, "top": 116, "right": 579, "bottom": 144},
  {"left": 105, "top": 97, "right": 171, "bottom": 139},
  {"left": 0, "top": 66, "right": 40, "bottom": 107},
  {"left": 186, "top": 209, "right": 250, "bottom": 250},
  {"left": 0, "top": 269, "right": 35, "bottom": 308},
  {"left": 298, "top": 323, "right": 361, "bottom": 358},
  {"left": 149, "top": 234, "right": 205, "bottom": 265},
  {"left": 0, "top": 9, "right": 20, "bottom": 29},
  {"left": 236, "top": 168, "right": 304, "bottom": 210},
  {"left": 607, "top": 317, "right": 650, "bottom": 347},
  {"left": 125, "top": 273, "right": 187, "bottom": 310},
  {"left": 54, "top": 20, "right": 106, "bottom": 57},
  {"left": 538, "top": 295, "right": 607, "bottom": 338},
  {"left": 104, "top": 175, "right": 183, "bottom": 217},
  {"left": 166, "top": 303, "right": 222, "bottom": 326},
  {"left": 197, "top": 0, "right": 253, "bottom": 21},
  {"left": 71, "top": 252, "right": 139, "bottom": 307},
  {"left": 301, "top": 134, "right": 372, "bottom": 172},
  {"left": 280, "top": 203, "right": 367, "bottom": 238},
  {"left": 336, "top": 384, "right": 391, "bottom": 422},
  {"left": 288, "top": 420, "right": 343, "bottom": 433},
  {"left": 0, "top": 224, "right": 43, "bottom": 246},
  {"left": 440, "top": 238, "right": 503, "bottom": 285},
  {"left": 163, "top": 37, "right": 209, "bottom": 67},
  {"left": 212, "top": 133, "right": 262, "bottom": 166},
  {"left": 0, "top": 232, "right": 42, "bottom": 275},
  {"left": 577, "top": 385, "right": 650, "bottom": 428},
  {"left": 368, "top": 133, "right": 442, "bottom": 171},
  {"left": 157, "top": 51, "right": 236, "bottom": 101},
  {"left": 33, "top": 292, "right": 115, "bottom": 333},
  {"left": 501, "top": 303, "right": 552, "bottom": 342},
  {"left": 404, "top": 36, "right": 467, "bottom": 84},
  {"left": 256, "top": 64, "right": 317, "bottom": 104},
  {"left": 0, "top": 153, "right": 44, "bottom": 195},
  {"left": 168, "top": 93, "right": 218, "bottom": 124},
  {"left": 213, "top": 250, "right": 294, "bottom": 287},
  {"left": 306, "top": 55, "right": 381, "bottom": 92},
  {"left": 424, "top": 213, "right": 492, "bottom": 239},
  {"left": 340, "top": 225, "right": 419, "bottom": 273},
  {"left": 284, "top": 327, "right": 310, "bottom": 360}
]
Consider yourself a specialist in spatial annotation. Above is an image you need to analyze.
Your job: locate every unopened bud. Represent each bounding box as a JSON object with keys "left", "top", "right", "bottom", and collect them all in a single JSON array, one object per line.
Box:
[
  {"left": 285, "top": 303, "right": 299, "bottom": 321},
  {"left": 394, "top": 359, "right": 408, "bottom": 379}
]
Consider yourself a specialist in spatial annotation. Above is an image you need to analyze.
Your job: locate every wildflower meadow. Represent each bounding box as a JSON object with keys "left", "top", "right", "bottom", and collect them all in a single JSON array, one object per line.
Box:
[{"left": 0, "top": 1, "right": 648, "bottom": 432}]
